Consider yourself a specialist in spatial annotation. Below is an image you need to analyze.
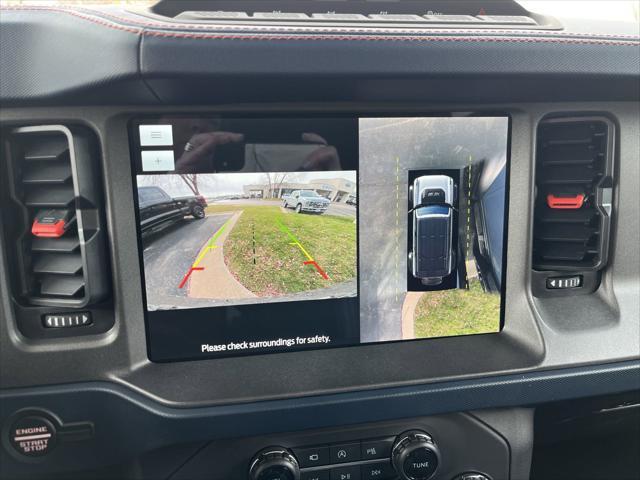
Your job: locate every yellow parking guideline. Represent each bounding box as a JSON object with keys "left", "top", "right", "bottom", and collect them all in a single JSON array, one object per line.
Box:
[
  {"left": 279, "top": 218, "right": 315, "bottom": 261},
  {"left": 208, "top": 217, "right": 232, "bottom": 246},
  {"left": 190, "top": 217, "right": 232, "bottom": 268},
  {"left": 192, "top": 245, "right": 218, "bottom": 268},
  {"left": 467, "top": 157, "right": 472, "bottom": 251},
  {"left": 289, "top": 241, "right": 314, "bottom": 262}
]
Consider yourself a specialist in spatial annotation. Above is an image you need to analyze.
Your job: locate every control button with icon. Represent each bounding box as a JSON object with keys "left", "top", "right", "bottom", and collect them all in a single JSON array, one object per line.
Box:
[
  {"left": 293, "top": 446, "right": 330, "bottom": 467},
  {"left": 330, "top": 443, "right": 360, "bottom": 463},
  {"left": 361, "top": 439, "right": 394, "bottom": 460}
]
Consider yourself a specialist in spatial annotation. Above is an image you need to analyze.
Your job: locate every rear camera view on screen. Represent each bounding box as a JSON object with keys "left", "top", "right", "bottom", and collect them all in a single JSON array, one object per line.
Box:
[
  {"left": 138, "top": 171, "right": 357, "bottom": 310},
  {"left": 359, "top": 117, "right": 509, "bottom": 343},
  {"left": 132, "top": 116, "right": 509, "bottom": 361}
]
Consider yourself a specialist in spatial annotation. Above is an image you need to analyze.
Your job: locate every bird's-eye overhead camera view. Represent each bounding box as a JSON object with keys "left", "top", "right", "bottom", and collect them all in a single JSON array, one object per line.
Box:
[{"left": 0, "top": 1, "right": 638, "bottom": 480}]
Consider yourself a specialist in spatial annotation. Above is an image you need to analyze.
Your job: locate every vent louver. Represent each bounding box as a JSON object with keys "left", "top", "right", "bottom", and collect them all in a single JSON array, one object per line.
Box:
[
  {"left": 21, "top": 134, "right": 85, "bottom": 300},
  {"left": 4, "top": 125, "right": 109, "bottom": 307},
  {"left": 532, "top": 117, "right": 614, "bottom": 272}
]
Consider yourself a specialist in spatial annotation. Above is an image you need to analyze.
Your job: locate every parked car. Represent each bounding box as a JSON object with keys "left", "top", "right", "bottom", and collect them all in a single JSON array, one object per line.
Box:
[
  {"left": 346, "top": 196, "right": 357, "bottom": 206},
  {"left": 409, "top": 175, "right": 456, "bottom": 285},
  {"left": 138, "top": 186, "right": 207, "bottom": 236},
  {"left": 283, "top": 190, "right": 330, "bottom": 214}
]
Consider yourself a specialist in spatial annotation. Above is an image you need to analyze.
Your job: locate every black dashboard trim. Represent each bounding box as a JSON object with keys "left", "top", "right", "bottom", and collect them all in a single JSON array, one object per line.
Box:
[
  {"left": 1, "top": 360, "right": 638, "bottom": 476},
  {"left": 1, "top": 7, "right": 639, "bottom": 106}
]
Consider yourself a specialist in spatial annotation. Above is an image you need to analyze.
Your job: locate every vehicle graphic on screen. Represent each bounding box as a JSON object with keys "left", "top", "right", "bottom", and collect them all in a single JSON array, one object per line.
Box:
[
  {"left": 409, "top": 175, "right": 456, "bottom": 285},
  {"left": 282, "top": 190, "right": 330, "bottom": 214}
]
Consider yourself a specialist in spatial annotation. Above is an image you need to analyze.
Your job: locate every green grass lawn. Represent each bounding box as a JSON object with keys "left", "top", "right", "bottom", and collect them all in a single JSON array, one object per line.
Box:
[
  {"left": 413, "top": 279, "right": 501, "bottom": 338},
  {"left": 206, "top": 205, "right": 357, "bottom": 296}
]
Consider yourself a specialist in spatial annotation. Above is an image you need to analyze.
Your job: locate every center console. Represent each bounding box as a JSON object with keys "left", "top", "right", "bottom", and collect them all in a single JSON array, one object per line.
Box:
[{"left": 173, "top": 412, "right": 525, "bottom": 480}]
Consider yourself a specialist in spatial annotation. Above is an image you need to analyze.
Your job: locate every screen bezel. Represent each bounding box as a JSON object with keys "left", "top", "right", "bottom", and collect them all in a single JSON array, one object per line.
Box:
[{"left": 128, "top": 113, "right": 512, "bottom": 363}]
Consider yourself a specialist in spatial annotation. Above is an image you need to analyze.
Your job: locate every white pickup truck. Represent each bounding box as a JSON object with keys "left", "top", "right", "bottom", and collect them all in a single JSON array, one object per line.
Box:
[{"left": 282, "top": 190, "right": 330, "bottom": 214}]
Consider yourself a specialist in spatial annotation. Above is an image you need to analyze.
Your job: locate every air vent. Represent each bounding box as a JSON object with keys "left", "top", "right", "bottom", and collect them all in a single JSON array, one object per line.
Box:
[
  {"left": 532, "top": 117, "right": 614, "bottom": 275},
  {"left": 149, "top": 0, "right": 561, "bottom": 30},
  {"left": 3, "top": 125, "right": 109, "bottom": 308}
]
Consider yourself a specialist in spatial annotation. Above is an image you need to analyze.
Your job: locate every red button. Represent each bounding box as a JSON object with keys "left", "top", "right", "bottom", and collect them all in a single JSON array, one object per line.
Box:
[
  {"left": 546, "top": 194, "right": 585, "bottom": 209},
  {"left": 32, "top": 219, "right": 67, "bottom": 238}
]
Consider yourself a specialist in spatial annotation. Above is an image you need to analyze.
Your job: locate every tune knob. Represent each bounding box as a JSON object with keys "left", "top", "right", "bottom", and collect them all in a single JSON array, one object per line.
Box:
[
  {"left": 249, "top": 447, "right": 300, "bottom": 480},
  {"left": 392, "top": 430, "right": 441, "bottom": 480}
]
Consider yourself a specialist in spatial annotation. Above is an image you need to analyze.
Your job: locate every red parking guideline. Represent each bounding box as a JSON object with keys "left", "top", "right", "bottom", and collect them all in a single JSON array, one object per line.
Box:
[
  {"left": 303, "top": 260, "right": 329, "bottom": 280},
  {"left": 276, "top": 218, "right": 330, "bottom": 280},
  {"left": 178, "top": 267, "right": 204, "bottom": 289}
]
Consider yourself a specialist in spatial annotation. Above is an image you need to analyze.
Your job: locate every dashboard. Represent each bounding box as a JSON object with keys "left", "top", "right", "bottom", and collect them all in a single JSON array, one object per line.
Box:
[{"left": 0, "top": 1, "right": 639, "bottom": 480}]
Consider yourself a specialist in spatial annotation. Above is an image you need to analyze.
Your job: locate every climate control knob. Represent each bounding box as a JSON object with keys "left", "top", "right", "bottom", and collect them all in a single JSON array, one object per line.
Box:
[
  {"left": 392, "top": 430, "right": 440, "bottom": 480},
  {"left": 249, "top": 447, "right": 300, "bottom": 480}
]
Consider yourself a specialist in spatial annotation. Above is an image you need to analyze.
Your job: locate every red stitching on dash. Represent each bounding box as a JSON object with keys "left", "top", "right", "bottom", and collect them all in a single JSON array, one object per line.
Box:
[
  {"left": 123, "top": 21, "right": 640, "bottom": 40},
  {"left": 5, "top": 5, "right": 640, "bottom": 41},
  {"left": 142, "top": 30, "right": 640, "bottom": 46},
  {"left": 2, "top": 6, "right": 143, "bottom": 35},
  {"left": 2, "top": 6, "right": 639, "bottom": 47},
  {"left": 71, "top": 7, "right": 640, "bottom": 40}
]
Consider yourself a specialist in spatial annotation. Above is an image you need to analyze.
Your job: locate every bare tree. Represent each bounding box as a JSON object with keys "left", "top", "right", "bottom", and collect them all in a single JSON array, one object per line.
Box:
[
  {"left": 137, "top": 174, "right": 163, "bottom": 187},
  {"left": 263, "top": 172, "right": 273, "bottom": 198},
  {"left": 179, "top": 174, "right": 200, "bottom": 195},
  {"left": 273, "top": 173, "right": 288, "bottom": 198}
]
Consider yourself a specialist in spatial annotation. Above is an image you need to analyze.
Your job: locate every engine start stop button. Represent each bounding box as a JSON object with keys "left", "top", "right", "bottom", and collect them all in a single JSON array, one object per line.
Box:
[{"left": 9, "top": 415, "right": 57, "bottom": 457}]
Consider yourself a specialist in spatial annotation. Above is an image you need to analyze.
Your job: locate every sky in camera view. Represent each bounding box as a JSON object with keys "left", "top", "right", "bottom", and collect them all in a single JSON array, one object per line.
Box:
[{"left": 138, "top": 171, "right": 357, "bottom": 198}]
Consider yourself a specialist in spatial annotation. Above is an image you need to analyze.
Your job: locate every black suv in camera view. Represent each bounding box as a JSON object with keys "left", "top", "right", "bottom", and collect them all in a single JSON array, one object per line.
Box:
[{"left": 137, "top": 186, "right": 208, "bottom": 236}]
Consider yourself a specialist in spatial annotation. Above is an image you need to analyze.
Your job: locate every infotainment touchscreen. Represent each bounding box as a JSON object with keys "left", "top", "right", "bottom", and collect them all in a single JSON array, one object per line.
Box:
[{"left": 130, "top": 116, "right": 510, "bottom": 361}]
